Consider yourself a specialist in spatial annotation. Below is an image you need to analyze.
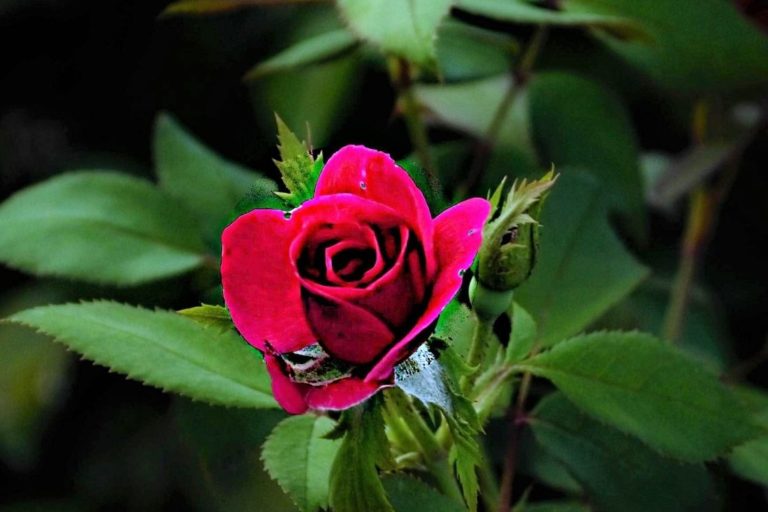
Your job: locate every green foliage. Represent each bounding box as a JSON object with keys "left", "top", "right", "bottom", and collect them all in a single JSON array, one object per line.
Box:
[
  {"left": 0, "top": 172, "right": 206, "bottom": 286},
  {"left": 174, "top": 400, "right": 294, "bottom": 512},
  {"left": 505, "top": 303, "right": 537, "bottom": 363},
  {"left": 245, "top": 29, "right": 358, "bottom": 80},
  {"left": 0, "top": 286, "right": 70, "bottom": 470},
  {"left": 455, "top": 0, "right": 647, "bottom": 39},
  {"left": 728, "top": 386, "right": 768, "bottom": 486},
  {"left": 262, "top": 415, "right": 340, "bottom": 512},
  {"left": 435, "top": 20, "right": 517, "bottom": 82},
  {"left": 153, "top": 113, "right": 277, "bottom": 239},
  {"left": 161, "top": 0, "right": 299, "bottom": 16},
  {"left": 432, "top": 300, "right": 476, "bottom": 358},
  {"left": 517, "top": 331, "right": 763, "bottom": 462},
  {"left": 329, "top": 403, "right": 395, "bottom": 512},
  {"left": 516, "top": 173, "right": 648, "bottom": 346},
  {"left": 382, "top": 474, "right": 465, "bottom": 512},
  {"left": 530, "top": 393, "right": 716, "bottom": 512},
  {"left": 580, "top": 0, "right": 768, "bottom": 93},
  {"left": 336, "top": 0, "right": 453, "bottom": 68},
  {"left": 7, "top": 302, "right": 277, "bottom": 409},
  {"left": 528, "top": 72, "right": 646, "bottom": 238},
  {"left": 177, "top": 304, "right": 233, "bottom": 332},
  {"left": 273, "top": 116, "right": 321, "bottom": 207},
  {"left": 516, "top": 502, "right": 590, "bottom": 512}
]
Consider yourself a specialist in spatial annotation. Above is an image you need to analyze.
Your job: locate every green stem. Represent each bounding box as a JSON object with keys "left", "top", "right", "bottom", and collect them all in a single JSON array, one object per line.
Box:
[
  {"left": 390, "top": 58, "right": 439, "bottom": 195},
  {"left": 497, "top": 370, "right": 533, "bottom": 512},
  {"left": 459, "top": 25, "right": 549, "bottom": 196},
  {"left": 461, "top": 317, "right": 496, "bottom": 395},
  {"left": 385, "top": 389, "right": 464, "bottom": 503}
]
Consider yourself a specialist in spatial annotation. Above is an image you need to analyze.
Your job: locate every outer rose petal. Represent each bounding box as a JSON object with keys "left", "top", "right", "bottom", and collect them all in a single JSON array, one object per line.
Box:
[
  {"left": 265, "top": 354, "right": 390, "bottom": 413},
  {"left": 265, "top": 355, "right": 309, "bottom": 414},
  {"left": 367, "top": 198, "right": 491, "bottom": 382},
  {"left": 315, "top": 145, "right": 436, "bottom": 279},
  {"left": 222, "top": 209, "right": 315, "bottom": 353}
]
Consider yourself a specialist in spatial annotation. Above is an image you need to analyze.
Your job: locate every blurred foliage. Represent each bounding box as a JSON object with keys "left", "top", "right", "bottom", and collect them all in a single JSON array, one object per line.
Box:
[{"left": 1, "top": 0, "right": 768, "bottom": 510}]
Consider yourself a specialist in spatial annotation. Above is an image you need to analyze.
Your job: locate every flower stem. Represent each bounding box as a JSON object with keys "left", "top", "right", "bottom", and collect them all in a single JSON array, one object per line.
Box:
[
  {"left": 497, "top": 369, "right": 533, "bottom": 512},
  {"left": 390, "top": 58, "right": 439, "bottom": 196},
  {"left": 461, "top": 317, "right": 496, "bottom": 395},
  {"left": 384, "top": 389, "right": 464, "bottom": 503}
]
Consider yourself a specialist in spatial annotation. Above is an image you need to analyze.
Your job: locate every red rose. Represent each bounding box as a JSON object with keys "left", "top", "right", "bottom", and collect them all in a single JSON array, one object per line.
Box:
[{"left": 221, "top": 145, "right": 490, "bottom": 413}]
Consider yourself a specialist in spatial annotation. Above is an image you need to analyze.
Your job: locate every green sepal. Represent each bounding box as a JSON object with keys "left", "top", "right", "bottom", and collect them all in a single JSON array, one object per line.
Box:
[
  {"left": 177, "top": 304, "right": 232, "bottom": 332},
  {"left": 273, "top": 115, "right": 322, "bottom": 207}
]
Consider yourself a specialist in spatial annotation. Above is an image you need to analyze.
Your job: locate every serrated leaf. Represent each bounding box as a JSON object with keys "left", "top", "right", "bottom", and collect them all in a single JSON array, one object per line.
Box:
[
  {"left": 274, "top": 116, "right": 319, "bottom": 207},
  {"left": 245, "top": 29, "right": 358, "bottom": 80},
  {"left": 527, "top": 72, "right": 646, "bottom": 239},
  {"left": 336, "top": 0, "right": 453, "bottom": 68},
  {"left": 432, "top": 300, "right": 476, "bottom": 358},
  {"left": 6, "top": 302, "right": 277, "bottom": 409},
  {"left": 262, "top": 415, "right": 340, "bottom": 512},
  {"left": 516, "top": 172, "right": 649, "bottom": 346},
  {"left": 447, "top": 423, "right": 481, "bottom": 512},
  {"left": 178, "top": 304, "right": 233, "bottom": 332},
  {"left": 0, "top": 172, "right": 206, "bottom": 286},
  {"left": 529, "top": 393, "right": 717, "bottom": 512},
  {"left": 382, "top": 474, "right": 465, "bottom": 512},
  {"left": 517, "top": 332, "right": 763, "bottom": 462},
  {"left": 456, "top": 0, "right": 647, "bottom": 40},
  {"left": 329, "top": 403, "right": 394, "bottom": 512},
  {"left": 154, "top": 113, "right": 277, "bottom": 239}
]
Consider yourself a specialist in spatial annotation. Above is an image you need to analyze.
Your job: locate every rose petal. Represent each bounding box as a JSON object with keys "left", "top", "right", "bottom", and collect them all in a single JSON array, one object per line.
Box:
[
  {"left": 305, "top": 374, "right": 390, "bottom": 411},
  {"left": 222, "top": 209, "right": 315, "bottom": 353},
  {"left": 366, "top": 198, "right": 491, "bottom": 382},
  {"left": 265, "top": 354, "right": 309, "bottom": 414},
  {"left": 303, "top": 288, "right": 395, "bottom": 365},
  {"left": 315, "top": 145, "right": 436, "bottom": 279}
]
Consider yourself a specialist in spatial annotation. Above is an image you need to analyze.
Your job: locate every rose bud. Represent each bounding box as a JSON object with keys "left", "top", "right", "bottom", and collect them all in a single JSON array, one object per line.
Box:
[
  {"left": 221, "top": 145, "right": 490, "bottom": 413},
  {"left": 472, "top": 173, "right": 555, "bottom": 320}
]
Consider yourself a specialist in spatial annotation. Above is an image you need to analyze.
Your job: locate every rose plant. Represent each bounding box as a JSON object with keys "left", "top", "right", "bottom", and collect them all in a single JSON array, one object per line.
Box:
[{"left": 221, "top": 145, "right": 490, "bottom": 413}]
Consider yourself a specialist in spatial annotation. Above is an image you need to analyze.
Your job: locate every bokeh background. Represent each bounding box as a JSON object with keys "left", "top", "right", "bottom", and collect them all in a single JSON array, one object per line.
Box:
[{"left": 1, "top": 1, "right": 767, "bottom": 510}]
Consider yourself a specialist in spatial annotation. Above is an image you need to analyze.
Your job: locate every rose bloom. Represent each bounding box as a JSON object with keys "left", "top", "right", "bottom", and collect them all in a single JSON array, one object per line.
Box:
[{"left": 221, "top": 145, "right": 490, "bottom": 413}]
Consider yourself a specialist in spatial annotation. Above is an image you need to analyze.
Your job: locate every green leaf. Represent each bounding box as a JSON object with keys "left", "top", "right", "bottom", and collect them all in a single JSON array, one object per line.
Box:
[
  {"left": 436, "top": 20, "right": 517, "bottom": 82},
  {"left": 0, "top": 285, "right": 71, "bottom": 470},
  {"left": 529, "top": 393, "right": 717, "bottom": 512},
  {"left": 397, "top": 158, "right": 448, "bottom": 214},
  {"left": 516, "top": 172, "right": 649, "bottom": 346},
  {"left": 177, "top": 304, "right": 233, "bottom": 332},
  {"left": 432, "top": 300, "right": 476, "bottom": 358},
  {"left": 336, "top": 0, "right": 453, "bottom": 67},
  {"left": 154, "top": 113, "right": 277, "bottom": 238},
  {"left": 505, "top": 302, "right": 537, "bottom": 363},
  {"left": 581, "top": 0, "right": 768, "bottom": 93},
  {"left": 0, "top": 172, "right": 206, "bottom": 286},
  {"left": 273, "top": 116, "right": 320, "bottom": 207},
  {"left": 329, "top": 403, "right": 394, "bottom": 512},
  {"left": 517, "top": 332, "right": 763, "bottom": 462},
  {"left": 382, "top": 474, "right": 465, "bottom": 512},
  {"left": 7, "top": 302, "right": 277, "bottom": 409},
  {"left": 414, "top": 76, "right": 536, "bottom": 163},
  {"left": 456, "top": 0, "right": 647, "bottom": 39},
  {"left": 262, "top": 415, "right": 340, "bottom": 512},
  {"left": 728, "top": 386, "right": 768, "bottom": 486},
  {"left": 245, "top": 29, "right": 358, "bottom": 80},
  {"left": 448, "top": 424, "right": 481, "bottom": 512},
  {"left": 528, "top": 72, "right": 646, "bottom": 238}
]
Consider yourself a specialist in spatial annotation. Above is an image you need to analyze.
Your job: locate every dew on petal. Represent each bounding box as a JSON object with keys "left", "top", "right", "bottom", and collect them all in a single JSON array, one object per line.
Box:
[
  {"left": 283, "top": 211, "right": 292, "bottom": 220},
  {"left": 467, "top": 228, "right": 477, "bottom": 236},
  {"left": 359, "top": 181, "right": 367, "bottom": 190}
]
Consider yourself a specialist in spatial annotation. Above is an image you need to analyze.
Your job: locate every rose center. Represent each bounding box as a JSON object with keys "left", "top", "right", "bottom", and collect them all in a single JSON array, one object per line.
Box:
[{"left": 330, "top": 247, "right": 376, "bottom": 282}]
